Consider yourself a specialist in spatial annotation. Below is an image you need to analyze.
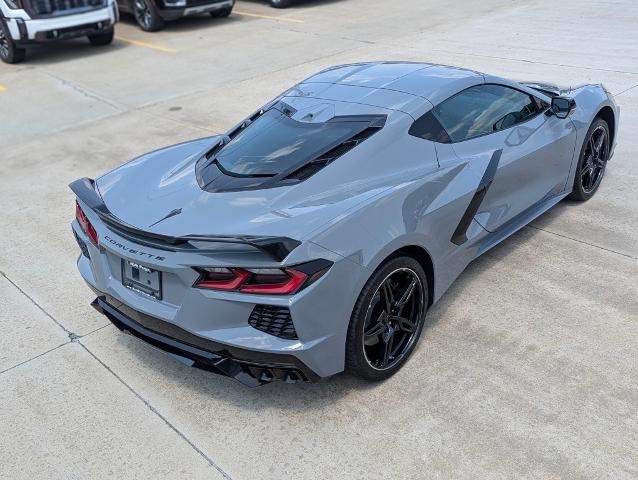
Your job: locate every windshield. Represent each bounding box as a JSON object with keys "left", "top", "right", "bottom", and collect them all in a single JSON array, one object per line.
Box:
[{"left": 214, "top": 108, "right": 370, "bottom": 176}]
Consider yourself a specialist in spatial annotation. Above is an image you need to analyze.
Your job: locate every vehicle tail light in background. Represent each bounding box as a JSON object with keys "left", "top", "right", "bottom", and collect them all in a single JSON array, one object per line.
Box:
[
  {"left": 75, "top": 201, "right": 98, "bottom": 246},
  {"left": 193, "top": 260, "right": 332, "bottom": 295}
]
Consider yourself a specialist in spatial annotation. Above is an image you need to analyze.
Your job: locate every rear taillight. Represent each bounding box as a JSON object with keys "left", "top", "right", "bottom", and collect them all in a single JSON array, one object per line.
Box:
[
  {"left": 193, "top": 260, "right": 332, "bottom": 295},
  {"left": 75, "top": 201, "right": 98, "bottom": 246}
]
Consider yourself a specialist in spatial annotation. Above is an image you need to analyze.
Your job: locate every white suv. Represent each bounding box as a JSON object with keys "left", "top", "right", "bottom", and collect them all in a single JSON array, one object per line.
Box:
[{"left": 0, "top": 0, "right": 118, "bottom": 63}]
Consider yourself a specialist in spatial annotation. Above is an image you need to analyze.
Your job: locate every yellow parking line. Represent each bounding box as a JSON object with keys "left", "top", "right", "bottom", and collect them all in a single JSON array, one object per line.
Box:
[
  {"left": 115, "top": 36, "right": 177, "bottom": 53},
  {"left": 0, "top": 84, "right": 7, "bottom": 92},
  {"left": 233, "top": 10, "right": 304, "bottom": 24}
]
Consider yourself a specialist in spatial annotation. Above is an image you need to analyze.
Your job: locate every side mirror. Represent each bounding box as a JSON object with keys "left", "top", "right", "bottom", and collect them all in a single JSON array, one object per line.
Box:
[{"left": 549, "top": 96, "right": 576, "bottom": 119}]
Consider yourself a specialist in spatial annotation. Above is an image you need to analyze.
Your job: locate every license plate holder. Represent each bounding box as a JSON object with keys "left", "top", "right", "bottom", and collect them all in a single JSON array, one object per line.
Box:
[{"left": 122, "top": 259, "right": 162, "bottom": 300}]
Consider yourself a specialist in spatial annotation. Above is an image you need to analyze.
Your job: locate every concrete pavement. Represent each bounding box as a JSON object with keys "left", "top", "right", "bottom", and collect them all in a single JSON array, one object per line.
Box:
[{"left": 1, "top": 0, "right": 637, "bottom": 478}]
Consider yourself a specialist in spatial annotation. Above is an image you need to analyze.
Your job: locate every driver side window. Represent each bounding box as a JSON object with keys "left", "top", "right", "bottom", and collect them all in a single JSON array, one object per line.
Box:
[{"left": 433, "top": 84, "right": 539, "bottom": 142}]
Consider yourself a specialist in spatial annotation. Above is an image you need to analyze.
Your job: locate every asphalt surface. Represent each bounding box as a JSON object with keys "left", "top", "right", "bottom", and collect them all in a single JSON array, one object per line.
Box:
[{"left": 1, "top": 0, "right": 637, "bottom": 478}]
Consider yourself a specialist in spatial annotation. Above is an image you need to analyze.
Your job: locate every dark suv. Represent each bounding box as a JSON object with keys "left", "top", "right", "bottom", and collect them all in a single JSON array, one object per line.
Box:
[{"left": 118, "top": 0, "right": 233, "bottom": 31}]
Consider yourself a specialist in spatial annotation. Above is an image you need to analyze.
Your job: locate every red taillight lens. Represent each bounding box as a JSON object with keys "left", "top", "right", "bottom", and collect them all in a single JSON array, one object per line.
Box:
[
  {"left": 75, "top": 201, "right": 98, "bottom": 246},
  {"left": 239, "top": 268, "right": 307, "bottom": 294},
  {"left": 195, "top": 268, "right": 250, "bottom": 290},
  {"left": 194, "top": 267, "right": 314, "bottom": 295}
]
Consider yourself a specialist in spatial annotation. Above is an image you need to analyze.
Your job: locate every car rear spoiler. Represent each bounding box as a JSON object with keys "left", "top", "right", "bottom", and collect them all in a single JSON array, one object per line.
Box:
[{"left": 69, "top": 177, "right": 301, "bottom": 261}]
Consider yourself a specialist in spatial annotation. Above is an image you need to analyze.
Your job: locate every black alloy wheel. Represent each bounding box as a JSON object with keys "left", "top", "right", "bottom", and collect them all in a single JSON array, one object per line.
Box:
[
  {"left": 569, "top": 118, "right": 610, "bottom": 201},
  {"left": 133, "top": 0, "right": 164, "bottom": 31},
  {"left": 0, "top": 19, "right": 26, "bottom": 64},
  {"left": 346, "top": 257, "right": 427, "bottom": 381}
]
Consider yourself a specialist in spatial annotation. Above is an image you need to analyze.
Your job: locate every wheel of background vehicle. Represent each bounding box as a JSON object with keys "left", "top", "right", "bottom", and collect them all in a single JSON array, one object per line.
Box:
[
  {"left": 0, "top": 19, "right": 26, "bottom": 64},
  {"left": 210, "top": 6, "right": 233, "bottom": 17},
  {"left": 87, "top": 28, "right": 114, "bottom": 46},
  {"left": 346, "top": 256, "right": 428, "bottom": 381},
  {"left": 569, "top": 117, "right": 610, "bottom": 201},
  {"left": 133, "top": 0, "right": 165, "bottom": 31},
  {"left": 269, "top": 0, "right": 292, "bottom": 8}
]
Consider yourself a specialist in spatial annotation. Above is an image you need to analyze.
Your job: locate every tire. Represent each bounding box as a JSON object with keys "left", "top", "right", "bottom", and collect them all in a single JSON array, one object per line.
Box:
[
  {"left": 210, "top": 6, "right": 232, "bottom": 17},
  {"left": 346, "top": 256, "right": 428, "bottom": 381},
  {"left": 269, "top": 0, "right": 292, "bottom": 8},
  {"left": 88, "top": 28, "right": 114, "bottom": 46},
  {"left": 0, "top": 19, "right": 26, "bottom": 64},
  {"left": 568, "top": 117, "right": 610, "bottom": 201},
  {"left": 133, "top": 0, "right": 165, "bottom": 31}
]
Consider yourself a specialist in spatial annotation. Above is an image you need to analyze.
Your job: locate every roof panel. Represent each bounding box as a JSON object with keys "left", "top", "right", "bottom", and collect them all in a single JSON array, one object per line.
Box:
[{"left": 301, "top": 62, "right": 485, "bottom": 109}]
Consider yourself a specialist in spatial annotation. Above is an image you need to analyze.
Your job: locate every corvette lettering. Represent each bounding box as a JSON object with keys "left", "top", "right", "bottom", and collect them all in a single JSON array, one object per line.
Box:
[{"left": 103, "top": 235, "right": 165, "bottom": 261}]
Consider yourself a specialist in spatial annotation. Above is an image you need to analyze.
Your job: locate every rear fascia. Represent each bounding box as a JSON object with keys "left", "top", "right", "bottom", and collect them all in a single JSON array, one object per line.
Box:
[{"left": 71, "top": 194, "right": 368, "bottom": 380}]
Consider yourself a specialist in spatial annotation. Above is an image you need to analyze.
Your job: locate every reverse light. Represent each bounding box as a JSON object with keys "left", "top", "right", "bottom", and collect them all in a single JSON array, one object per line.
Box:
[
  {"left": 193, "top": 260, "right": 332, "bottom": 295},
  {"left": 75, "top": 201, "right": 98, "bottom": 246}
]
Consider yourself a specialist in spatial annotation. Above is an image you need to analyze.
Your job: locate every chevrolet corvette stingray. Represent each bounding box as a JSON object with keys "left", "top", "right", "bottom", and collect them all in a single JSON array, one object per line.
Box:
[{"left": 71, "top": 62, "right": 619, "bottom": 386}]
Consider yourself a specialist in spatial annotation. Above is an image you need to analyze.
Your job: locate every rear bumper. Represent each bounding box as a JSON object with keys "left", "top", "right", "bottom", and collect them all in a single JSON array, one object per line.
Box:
[
  {"left": 92, "top": 293, "right": 320, "bottom": 386},
  {"left": 157, "top": 0, "right": 233, "bottom": 20}
]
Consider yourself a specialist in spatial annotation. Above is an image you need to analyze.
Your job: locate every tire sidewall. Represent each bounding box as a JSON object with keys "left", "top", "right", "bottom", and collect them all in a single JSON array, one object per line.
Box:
[
  {"left": 570, "top": 118, "right": 609, "bottom": 201},
  {"left": 0, "top": 18, "right": 25, "bottom": 64},
  {"left": 346, "top": 256, "right": 428, "bottom": 381}
]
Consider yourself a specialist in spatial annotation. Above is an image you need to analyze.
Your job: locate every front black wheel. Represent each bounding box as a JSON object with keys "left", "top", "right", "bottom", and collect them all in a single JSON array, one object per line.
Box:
[
  {"left": 569, "top": 118, "right": 610, "bottom": 201},
  {"left": 133, "top": 0, "right": 165, "bottom": 31},
  {"left": 0, "top": 19, "right": 26, "bottom": 64},
  {"left": 210, "top": 6, "right": 233, "bottom": 17},
  {"left": 346, "top": 257, "right": 428, "bottom": 381},
  {"left": 88, "top": 28, "right": 114, "bottom": 46}
]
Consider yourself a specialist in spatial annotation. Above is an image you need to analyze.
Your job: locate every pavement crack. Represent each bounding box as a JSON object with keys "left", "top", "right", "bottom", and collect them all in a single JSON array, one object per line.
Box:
[
  {"left": 0, "top": 342, "right": 68, "bottom": 376},
  {"left": 78, "top": 341, "right": 233, "bottom": 480},
  {"left": 615, "top": 83, "right": 638, "bottom": 97},
  {"left": 41, "top": 71, "right": 126, "bottom": 112},
  {"left": 525, "top": 225, "right": 636, "bottom": 260},
  {"left": 0, "top": 270, "right": 73, "bottom": 336}
]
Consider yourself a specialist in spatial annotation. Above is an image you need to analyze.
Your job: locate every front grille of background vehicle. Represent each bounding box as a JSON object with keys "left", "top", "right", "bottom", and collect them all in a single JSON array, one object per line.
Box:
[
  {"left": 26, "top": 0, "right": 105, "bottom": 17},
  {"left": 248, "top": 305, "right": 298, "bottom": 340}
]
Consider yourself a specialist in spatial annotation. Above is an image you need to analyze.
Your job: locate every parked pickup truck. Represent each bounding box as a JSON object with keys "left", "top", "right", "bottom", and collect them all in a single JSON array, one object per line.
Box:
[{"left": 0, "top": 0, "right": 118, "bottom": 63}]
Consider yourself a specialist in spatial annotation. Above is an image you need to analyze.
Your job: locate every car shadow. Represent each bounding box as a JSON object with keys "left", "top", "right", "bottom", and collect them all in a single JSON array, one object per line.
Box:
[
  {"left": 118, "top": 10, "right": 243, "bottom": 34},
  {"left": 15, "top": 39, "right": 128, "bottom": 66},
  {"left": 238, "top": 0, "right": 345, "bottom": 9}
]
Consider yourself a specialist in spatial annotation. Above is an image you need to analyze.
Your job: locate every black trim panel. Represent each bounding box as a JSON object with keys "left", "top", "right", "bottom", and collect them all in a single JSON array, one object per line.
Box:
[
  {"left": 69, "top": 177, "right": 301, "bottom": 261},
  {"left": 92, "top": 295, "right": 320, "bottom": 386},
  {"left": 451, "top": 149, "right": 502, "bottom": 246}
]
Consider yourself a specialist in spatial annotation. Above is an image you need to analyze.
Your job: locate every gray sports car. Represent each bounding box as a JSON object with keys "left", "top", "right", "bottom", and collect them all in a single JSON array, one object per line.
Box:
[{"left": 71, "top": 62, "right": 619, "bottom": 386}]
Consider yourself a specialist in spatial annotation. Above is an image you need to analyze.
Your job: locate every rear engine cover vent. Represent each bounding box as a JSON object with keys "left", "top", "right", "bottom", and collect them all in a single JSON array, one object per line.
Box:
[
  {"left": 248, "top": 305, "right": 297, "bottom": 340},
  {"left": 284, "top": 126, "right": 381, "bottom": 182}
]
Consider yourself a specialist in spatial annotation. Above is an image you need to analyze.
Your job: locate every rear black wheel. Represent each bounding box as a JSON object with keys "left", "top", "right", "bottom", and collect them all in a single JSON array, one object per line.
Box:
[
  {"left": 346, "top": 257, "right": 427, "bottom": 381},
  {"left": 87, "top": 28, "right": 114, "bottom": 46},
  {"left": 133, "top": 0, "right": 165, "bottom": 31},
  {"left": 210, "top": 6, "right": 232, "bottom": 17},
  {"left": 270, "top": 0, "right": 292, "bottom": 7},
  {"left": 0, "top": 19, "right": 26, "bottom": 64},
  {"left": 569, "top": 118, "right": 610, "bottom": 201}
]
